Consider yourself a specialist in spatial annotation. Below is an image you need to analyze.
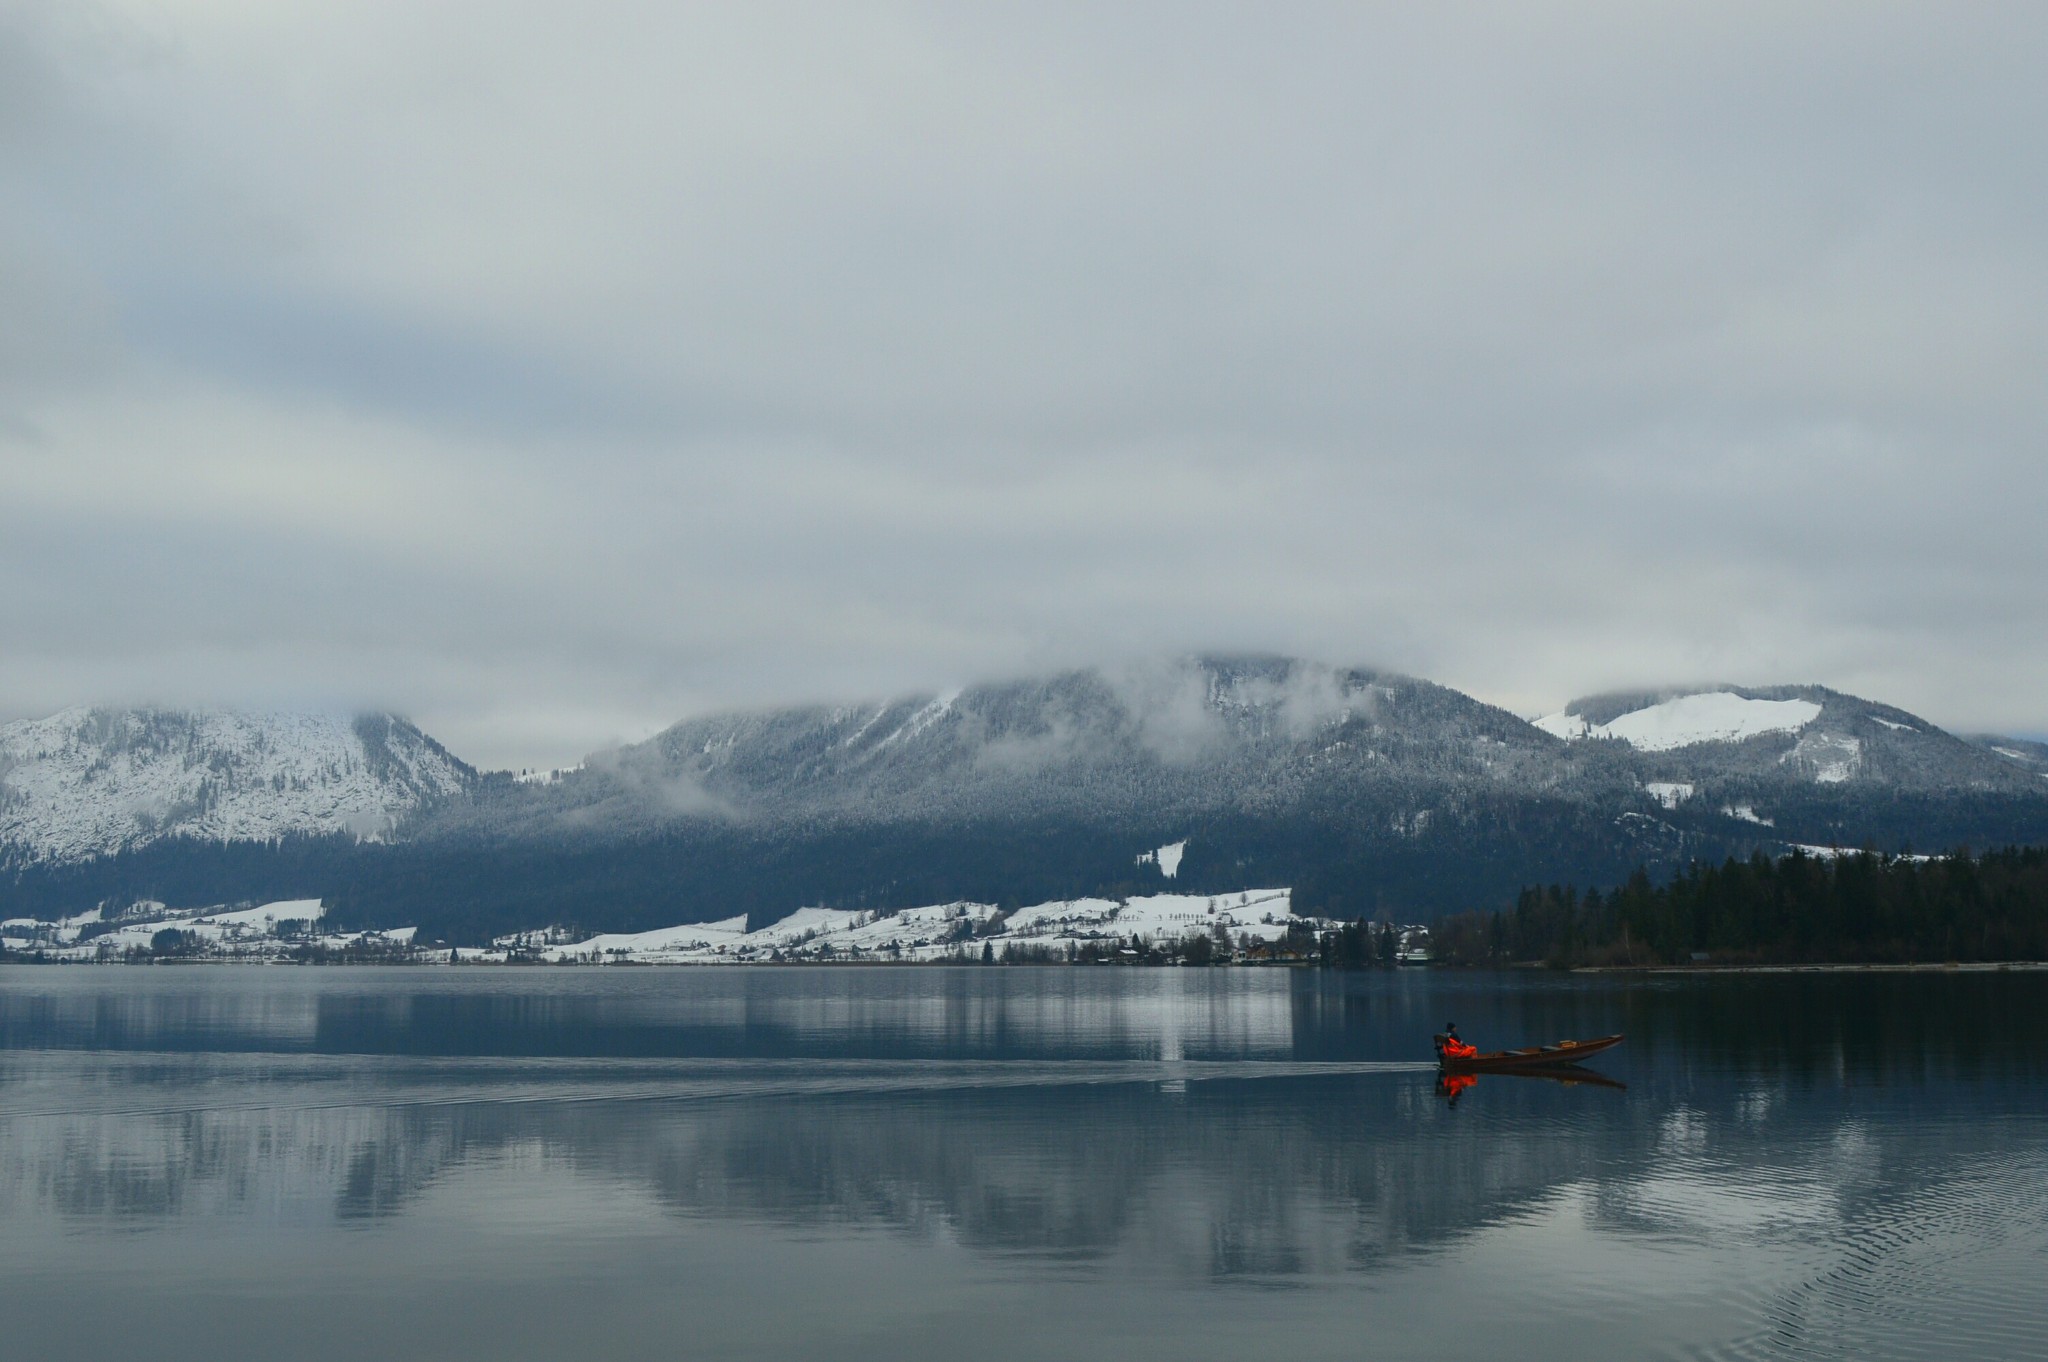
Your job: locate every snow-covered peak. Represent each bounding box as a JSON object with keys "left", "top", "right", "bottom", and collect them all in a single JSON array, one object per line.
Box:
[
  {"left": 1534, "top": 692, "right": 1822, "bottom": 752},
  {"left": 0, "top": 707, "right": 472, "bottom": 864}
]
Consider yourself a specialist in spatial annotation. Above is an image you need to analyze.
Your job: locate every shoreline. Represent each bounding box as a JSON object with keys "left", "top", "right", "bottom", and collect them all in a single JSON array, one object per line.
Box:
[
  {"left": 1574, "top": 960, "right": 2048, "bottom": 975},
  {"left": 5, "top": 955, "right": 2047, "bottom": 973}
]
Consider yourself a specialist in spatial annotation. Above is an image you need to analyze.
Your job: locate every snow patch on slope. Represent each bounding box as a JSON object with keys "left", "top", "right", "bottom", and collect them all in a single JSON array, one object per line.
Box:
[
  {"left": 1536, "top": 693, "right": 1822, "bottom": 752},
  {"left": 192, "top": 898, "right": 327, "bottom": 931},
  {"left": 1783, "top": 732, "right": 1862, "bottom": 783},
  {"left": 877, "top": 690, "right": 962, "bottom": 749},
  {"left": 1531, "top": 711, "right": 1590, "bottom": 740},
  {"left": 1137, "top": 839, "right": 1187, "bottom": 878}
]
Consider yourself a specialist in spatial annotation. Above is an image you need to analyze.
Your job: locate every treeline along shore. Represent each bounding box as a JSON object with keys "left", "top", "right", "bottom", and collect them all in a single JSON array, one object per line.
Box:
[
  {"left": 7, "top": 846, "right": 2046, "bottom": 970},
  {"left": 1407, "top": 846, "right": 2048, "bottom": 969}
]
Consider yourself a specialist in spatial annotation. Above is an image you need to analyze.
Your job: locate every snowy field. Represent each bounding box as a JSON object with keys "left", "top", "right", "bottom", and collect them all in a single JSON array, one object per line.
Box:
[
  {"left": 4, "top": 888, "right": 1312, "bottom": 965},
  {"left": 1, "top": 898, "right": 417, "bottom": 961},
  {"left": 502, "top": 888, "right": 1303, "bottom": 964}
]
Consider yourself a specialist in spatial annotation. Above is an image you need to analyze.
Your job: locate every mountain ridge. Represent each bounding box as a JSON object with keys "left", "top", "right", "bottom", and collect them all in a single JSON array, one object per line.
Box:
[
  {"left": 434, "top": 657, "right": 1568, "bottom": 841},
  {"left": 4, "top": 660, "right": 2045, "bottom": 938}
]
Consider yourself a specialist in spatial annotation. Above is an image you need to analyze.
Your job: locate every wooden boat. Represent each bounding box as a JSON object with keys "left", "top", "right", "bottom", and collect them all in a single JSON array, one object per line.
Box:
[{"left": 1434, "top": 1033, "right": 1624, "bottom": 1071}]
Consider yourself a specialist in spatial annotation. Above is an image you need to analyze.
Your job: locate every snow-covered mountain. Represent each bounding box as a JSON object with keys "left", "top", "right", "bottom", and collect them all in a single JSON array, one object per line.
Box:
[
  {"left": 435, "top": 666, "right": 2048, "bottom": 854},
  {"left": 1532, "top": 685, "right": 2042, "bottom": 797},
  {"left": 434, "top": 656, "right": 1564, "bottom": 839},
  {"left": 3, "top": 664, "right": 2043, "bottom": 935},
  {"left": 14, "top": 670, "right": 2028, "bottom": 872},
  {"left": 0, "top": 708, "right": 472, "bottom": 864}
]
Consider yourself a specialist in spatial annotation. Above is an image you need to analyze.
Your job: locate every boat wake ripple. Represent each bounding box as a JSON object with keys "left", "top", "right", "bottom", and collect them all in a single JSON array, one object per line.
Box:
[{"left": 0, "top": 1051, "right": 1441, "bottom": 1121}]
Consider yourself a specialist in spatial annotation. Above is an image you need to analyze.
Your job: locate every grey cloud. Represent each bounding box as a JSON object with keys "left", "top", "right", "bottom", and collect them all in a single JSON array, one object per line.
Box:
[
  {"left": 581, "top": 745, "right": 734, "bottom": 821},
  {"left": 1228, "top": 664, "right": 1363, "bottom": 742},
  {"left": 972, "top": 718, "right": 1088, "bottom": 778},
  {"left": 3, "top": 2, "right": 2047, "bottom": 766},
  {"left": 1104, "top": 661, "right": 1231, "bottom": 766}
]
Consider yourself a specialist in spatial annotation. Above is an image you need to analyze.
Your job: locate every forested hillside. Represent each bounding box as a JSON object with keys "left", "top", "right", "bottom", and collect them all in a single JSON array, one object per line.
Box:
[{"left": 1428, "top": 847, "right": 2048, "bottom": 966}]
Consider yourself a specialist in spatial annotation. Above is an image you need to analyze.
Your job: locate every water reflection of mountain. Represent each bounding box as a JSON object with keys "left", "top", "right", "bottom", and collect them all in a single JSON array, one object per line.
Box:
[
  {"left": 6, "top": 1050, "right": 2043, "bottom": 1284},
  {"left": 4, "top": 968, "right": 2044, "bottom": 1286}
]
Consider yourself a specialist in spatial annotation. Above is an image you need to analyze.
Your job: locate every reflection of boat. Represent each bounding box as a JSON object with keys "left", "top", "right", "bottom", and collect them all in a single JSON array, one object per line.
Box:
[
  {"left": 1433, "top": 1033, "right": 1624, "bottom": 1071},
  {"left": 1435, "top": 1063, "right": 1626, "bottom": 1106},
  {"left": 1491, "top": 1064, "right": 1627, "bottom": 1090}
]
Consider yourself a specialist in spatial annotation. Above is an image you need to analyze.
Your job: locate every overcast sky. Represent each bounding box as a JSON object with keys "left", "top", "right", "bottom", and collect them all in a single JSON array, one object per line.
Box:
[{"left": 4, "top": 2, "right": 2045, "bottom": 769}]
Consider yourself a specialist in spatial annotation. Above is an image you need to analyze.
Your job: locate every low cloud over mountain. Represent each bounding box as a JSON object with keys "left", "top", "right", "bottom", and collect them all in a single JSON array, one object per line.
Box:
[{"left": 5, "top": 658, "right": 2043, "bottom": 942}]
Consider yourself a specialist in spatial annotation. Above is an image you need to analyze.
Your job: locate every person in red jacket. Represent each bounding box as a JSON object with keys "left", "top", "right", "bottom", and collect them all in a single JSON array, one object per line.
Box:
[{"left": 1440, "top": 1022, "right": 1477, "bottom": 1061}]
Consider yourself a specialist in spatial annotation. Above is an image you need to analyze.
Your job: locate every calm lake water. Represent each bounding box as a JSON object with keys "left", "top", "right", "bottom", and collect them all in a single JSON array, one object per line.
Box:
[{"left": 1, "top": 964, "right": 2043, "bottom": 1361}]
